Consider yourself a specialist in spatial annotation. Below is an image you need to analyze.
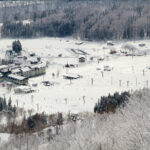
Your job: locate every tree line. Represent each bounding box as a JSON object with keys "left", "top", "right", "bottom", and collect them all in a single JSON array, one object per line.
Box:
[
  {"left": 1, "top": 0, "right": 150, "bottom": 40},
  {"left": 0, "top": 97, "right": 16, "bottom": 113},
  {"left": 2, "top": 88, "right": 150, "bottom": 150},
  {"left": 94, "top": 91, "right": 130, "bottom": 113}
]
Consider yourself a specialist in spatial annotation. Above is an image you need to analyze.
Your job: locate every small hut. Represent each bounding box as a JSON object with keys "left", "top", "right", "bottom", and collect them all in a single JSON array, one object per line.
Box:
[
  {"left": 79, "top": 56, "right": 86, "bottom": 63},
  {"left": 107, "top": 41, "right": 114, "bottom": 46}
]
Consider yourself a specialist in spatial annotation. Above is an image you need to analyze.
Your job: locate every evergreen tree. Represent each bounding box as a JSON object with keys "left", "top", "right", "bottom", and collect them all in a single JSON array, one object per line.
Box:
[
  {"left": 8, "top": 97, "right": 12, "bottom": 110},
  {"left": 3, "top": 97, "right": 7, "bottom": 110},
  {"left": 94, "top": 92, "right": 130, "bottom": 113},
  {"left": 12, "top": 40, "right": 22, "bottom": 54}
]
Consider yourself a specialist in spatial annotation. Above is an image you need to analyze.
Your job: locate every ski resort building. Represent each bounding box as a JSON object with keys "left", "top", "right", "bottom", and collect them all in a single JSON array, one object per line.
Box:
[
  {"left": 10, "top": 63, "right": 46, "bottom": 78},
  {"left": 6, "top": 74, "right": 28, "bottom": 85},
  {"left": 0, "top": 62, "right": 46, "bottom": 85},
  {"left": 20, "top": 63, "right": 46, "bottom": 78},
  {"left": 107, "top": 41, "right": 114, "bottom": 46},
  {"left": 28, "top": 63, "right": 46, "bottom": 77},
  {"left": 0, "top": 49, "right": 46, "bottom": 85}
]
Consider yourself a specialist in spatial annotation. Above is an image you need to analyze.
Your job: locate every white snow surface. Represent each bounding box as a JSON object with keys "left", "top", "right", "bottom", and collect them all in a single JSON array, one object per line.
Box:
[
  {"left": 0, "top": 133, "right": 10, "bottom": 144},
  {"left": 0, "top": 37, "right": 150, "bottom": 114}
]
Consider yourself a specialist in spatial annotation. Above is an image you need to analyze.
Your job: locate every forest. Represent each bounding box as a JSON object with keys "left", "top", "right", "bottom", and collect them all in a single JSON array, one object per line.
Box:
[
  {"left": 1, "top": 0, "right": 150, "bottom": 40},
  {"left": 94, "top": 91, "right": 130, "bottom": 113}
]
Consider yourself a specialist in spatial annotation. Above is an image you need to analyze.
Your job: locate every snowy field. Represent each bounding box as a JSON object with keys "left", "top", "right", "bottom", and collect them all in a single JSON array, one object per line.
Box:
[{"left": 0, "top": 37, "right": 150, "bottom": 114}]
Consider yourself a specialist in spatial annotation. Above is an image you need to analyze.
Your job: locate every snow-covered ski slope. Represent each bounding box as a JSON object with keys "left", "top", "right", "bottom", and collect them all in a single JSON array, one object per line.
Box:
[{"left": 0, "top": 37, "right": 150, "bottom": 114}]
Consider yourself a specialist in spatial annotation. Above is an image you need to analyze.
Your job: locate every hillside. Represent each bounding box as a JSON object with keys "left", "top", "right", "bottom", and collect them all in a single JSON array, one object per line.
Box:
[
  {"left": 1, "top": 0, "right": 150, "bottom": 40},
  {"left": 1, "top": 88, "right": 150, "bottom": 150}
]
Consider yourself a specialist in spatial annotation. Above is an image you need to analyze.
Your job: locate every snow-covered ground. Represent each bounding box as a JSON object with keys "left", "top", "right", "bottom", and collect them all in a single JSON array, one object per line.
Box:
[
  {"left": 0, "top": 37, "right": 150, "bottom": 114},
  {"left": 0, "top": 133, "right": 10, "bottom": 145}
]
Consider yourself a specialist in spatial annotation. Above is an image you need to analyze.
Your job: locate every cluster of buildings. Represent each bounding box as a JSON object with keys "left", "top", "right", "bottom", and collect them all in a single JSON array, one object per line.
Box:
[{"left": 0, "top": 50, "right": 46, "bottom": 85}]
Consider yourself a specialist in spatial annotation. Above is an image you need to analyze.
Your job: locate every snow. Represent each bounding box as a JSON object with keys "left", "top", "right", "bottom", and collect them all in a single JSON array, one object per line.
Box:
[
  {"left": 30, "top": 62, "right": 46, "bottom": 69},
  {"left": 0, "top": 133, "right": 10, "bottom": 143},
  {"left": 8, "top": 74, "right": 27, "bottom": 80},
  {"left": 11, "top": 68, "right": 21, "bottom": 74},
  {"left": 0, "top": 37, "right": 150, "bottom": 114},
  {"left": 15, "top": 85, "right": 31, "bottom": 90},
  {"left": 22, "top": 20, "right": 32, "bottom": 25},
  {"left": 21, "top": 67, "right": 31, "bottom": 72},
  {"left": 0, "top": 65, "right": 8, "bottom": 70}
]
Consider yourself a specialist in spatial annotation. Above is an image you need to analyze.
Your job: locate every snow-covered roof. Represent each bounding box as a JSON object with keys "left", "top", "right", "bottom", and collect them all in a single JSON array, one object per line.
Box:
[
  {"left": 11, "top": 68, "right": 21, "bottom": 74},
  {"left": 29, "top": 57, "right": 38, "bottom": 62},
  {"left": 15, "top": 86, "right": 31, "bottom": 90},
  {"left": 30, "top": 63, "right": 46, "bottom": 69},
  {"left": 107, "top": 41, "right": 113, "bottom": 43},
  {"left": 0, "top": 65, "right": 8, "bottom": 70},
  {"left": 14, "top": 86, "right": 33, "bottom": 93},
  {"left": 11, "top": 65, "right": 21, "bottom": 70},
  {"left": 63, "top": 73, "right": 80, "bottom": 79},
  {"left": 21, "top": 67, "right": 31, "bottom": 72},
  {"left": 8, "top": 74, "right": 27, "bottom": 80}
]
